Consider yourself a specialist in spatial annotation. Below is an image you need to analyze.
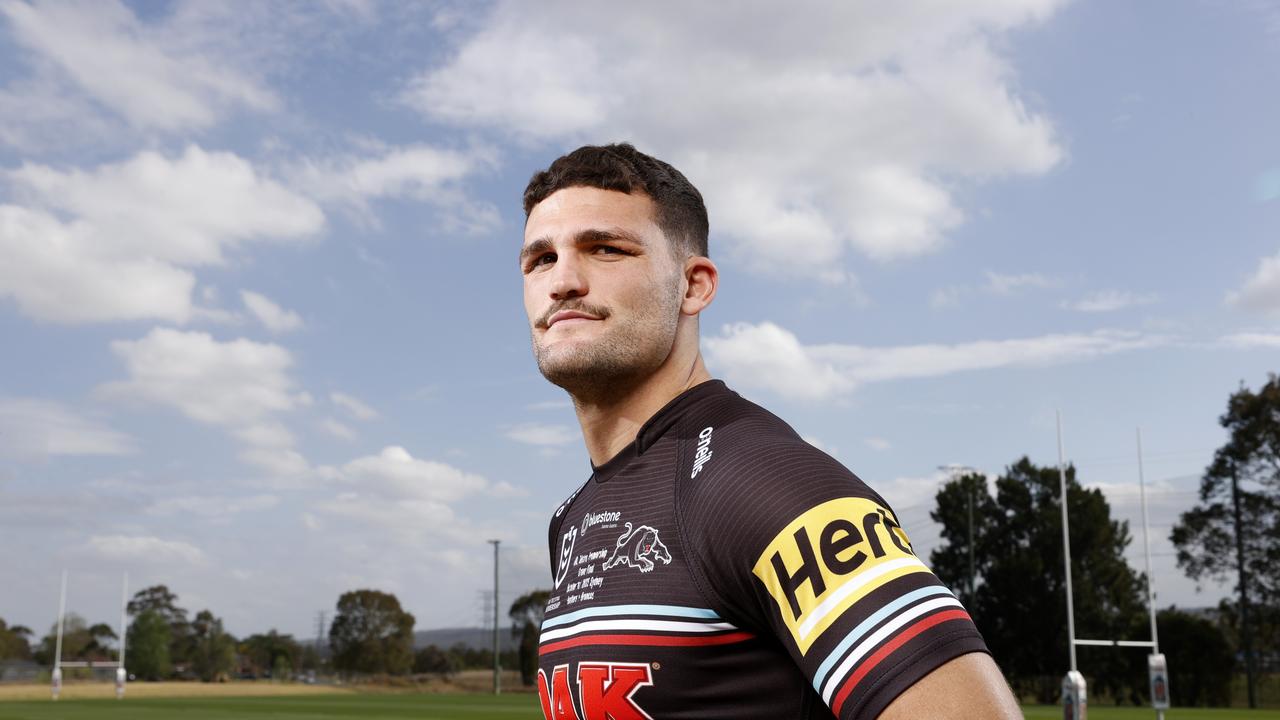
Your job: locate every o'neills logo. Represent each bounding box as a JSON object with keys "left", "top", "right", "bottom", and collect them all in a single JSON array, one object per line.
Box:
[
  {"left": 581, "top": 511, "right": 621, "bottom": 534},
  {"left": 690, "top": 426, "right": 714, "bottom": 478}
]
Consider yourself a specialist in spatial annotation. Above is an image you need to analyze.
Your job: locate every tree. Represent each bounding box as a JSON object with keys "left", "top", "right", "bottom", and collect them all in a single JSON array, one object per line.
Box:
[
  {"left": 413, "top": 644, "right": 456, "bottom": 677},
  {"left": 240, "top": 630, "right": 302, "bottom": 678},
  {"left": 929, "top": 458, "right": 1148, "bottom": 703},
  {"left": 1155, "top": 608, "right": 1233, "bottom": 707},
  {"left": 127, "top": 610, "right": 172, "bottom": 680},
  {"left": 328, "top": 589, "right": 415, "bottom": 676},
  {"left": 1171, "top": 374, "right": 1280, "bottom": 707},
  {"left": 189, "top": 610, "right": 236, "bottom": 682},
  {"left": 0, "top": 619, "right": 33, "bottom": 660},
  {"left": 35, "top": 614, "right": 105, "bottom": 665},
  {"left": 509, "top": 589, "right": 550, "bottom": 686},
  {"left": 127, "top": 585, "right": 193, "bottom": 669}
]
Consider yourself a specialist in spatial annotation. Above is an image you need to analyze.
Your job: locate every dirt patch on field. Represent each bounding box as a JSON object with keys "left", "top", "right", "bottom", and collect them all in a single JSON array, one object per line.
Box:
[{"left": 0, "top": 681, "right": 353, "bottom": 702}]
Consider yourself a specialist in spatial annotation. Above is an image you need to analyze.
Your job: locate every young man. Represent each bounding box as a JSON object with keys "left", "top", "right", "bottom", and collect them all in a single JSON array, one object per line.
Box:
[{"left": 520, "top": 144, "right": 1021, "bottom": 719}]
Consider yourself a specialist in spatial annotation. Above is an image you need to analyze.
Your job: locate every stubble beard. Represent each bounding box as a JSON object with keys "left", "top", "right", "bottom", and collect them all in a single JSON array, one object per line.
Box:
[{"left": 532, "top": 276, "right": 682, "bottom": 405}]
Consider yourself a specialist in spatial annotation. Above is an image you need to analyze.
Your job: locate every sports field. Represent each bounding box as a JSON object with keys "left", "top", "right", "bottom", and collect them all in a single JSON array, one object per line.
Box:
[{"left": 2, "top": 694, "right": 1279, "bottom": 720}]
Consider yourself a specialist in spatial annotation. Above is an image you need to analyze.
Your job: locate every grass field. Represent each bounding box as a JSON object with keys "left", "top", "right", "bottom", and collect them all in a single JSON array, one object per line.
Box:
[{"left": 0, "top": 689, "right": 1277, "bottom": 720}]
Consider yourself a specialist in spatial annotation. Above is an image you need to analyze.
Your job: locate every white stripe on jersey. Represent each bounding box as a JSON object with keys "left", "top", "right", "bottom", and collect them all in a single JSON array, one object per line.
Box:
[{"left": 540, "top": 618, "right": 740, "bottom": 643}]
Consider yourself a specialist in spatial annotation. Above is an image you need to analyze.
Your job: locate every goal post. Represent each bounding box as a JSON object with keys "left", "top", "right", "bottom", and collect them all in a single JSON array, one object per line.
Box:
[{"left": 51, "top": 570, "right": 129, "bottom": 701}]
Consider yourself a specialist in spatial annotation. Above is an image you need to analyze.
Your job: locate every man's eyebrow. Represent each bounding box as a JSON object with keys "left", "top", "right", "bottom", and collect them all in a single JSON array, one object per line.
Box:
[{"left": 519, "top": 227, "right": 647, "bottom": 264}]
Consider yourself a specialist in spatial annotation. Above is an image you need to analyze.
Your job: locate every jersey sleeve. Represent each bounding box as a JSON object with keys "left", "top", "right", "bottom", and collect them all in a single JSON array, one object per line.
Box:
[{"left": 678, "top": 435, "right": 988, "bottom": 719}]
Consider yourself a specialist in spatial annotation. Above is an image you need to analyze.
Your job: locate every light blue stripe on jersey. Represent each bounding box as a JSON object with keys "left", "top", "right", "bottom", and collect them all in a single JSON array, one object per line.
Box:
[
  {"left": 541, "top": 604, "right": 722, "bottom": 631},
  {"left": 811, "top": 586, "right": 955, "bottom": 692}
]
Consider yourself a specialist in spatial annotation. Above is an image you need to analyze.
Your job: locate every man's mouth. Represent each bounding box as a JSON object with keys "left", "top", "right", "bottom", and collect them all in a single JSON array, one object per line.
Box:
[{"left": 547, "top": 310, "right": 601, "bottom": 328}]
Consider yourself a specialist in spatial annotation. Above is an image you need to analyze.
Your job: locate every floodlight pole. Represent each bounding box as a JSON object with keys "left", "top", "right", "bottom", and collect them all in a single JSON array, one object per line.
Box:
[
  {"left": 1056, "top": 411, "right": 1078, "bottom": 673},
  {"left": 489, "top": 539, "right": 501, "bottom": 695}
]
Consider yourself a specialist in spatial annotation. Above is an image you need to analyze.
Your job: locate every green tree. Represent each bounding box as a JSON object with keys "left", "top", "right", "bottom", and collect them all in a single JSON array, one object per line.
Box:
[
  {"left": 509, "top": 589, "right": 550, "bottom": 686},
  {"left": 1155, "top": 608, "right": 1233, "bottom": 707},
  {"left": 127, "top": 584, "right": 193, "bottom": 668},
  {"left": 413, "top": 644, "right": 456, "bottom": 677},
  {"left": 929, "top": 458, "right": 1148, "bottom": 704},
  {"left": 1170, "top": 374, "right": 1280, "bottom": 707},
  {"left": 0, "top": 619, "right": 33, "bottom": 660},
  {"left": 126, "top": 610, "right": 172, "bottom": 680},
  {"left": 189, "top": 609, "right": 236, "bottom": 682},
  {"left": 240, "top": 630, "right": 302, "bottom": 678},
  {"left": 328, "top": 589, "right": 415, "bottom": 676},
  {"left": 35, "top": 614, "right": 106, "bottom": 665}
]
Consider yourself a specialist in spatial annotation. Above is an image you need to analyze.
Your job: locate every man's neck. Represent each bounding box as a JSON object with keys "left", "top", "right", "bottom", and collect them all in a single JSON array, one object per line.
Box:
[{"left": 573, "top": 352, "right": 712, "bottom": 467}]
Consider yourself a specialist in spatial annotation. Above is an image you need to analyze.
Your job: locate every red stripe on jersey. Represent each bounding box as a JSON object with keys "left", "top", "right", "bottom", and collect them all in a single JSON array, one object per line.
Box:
[
  {"left": 540, "top": 631, "right": 755, "bottom": 655},
  {"left": 831, "top": 608, "right": 971, "bottom": 716}
]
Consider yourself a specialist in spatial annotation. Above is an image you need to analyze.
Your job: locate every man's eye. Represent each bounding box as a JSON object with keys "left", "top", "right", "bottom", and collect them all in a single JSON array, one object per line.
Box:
[
  {"left": 595, "top": 245, "right": 625, "bottom": 255},
  {"left": 533, "top": 253, "right": 556, "bottom": 267}
]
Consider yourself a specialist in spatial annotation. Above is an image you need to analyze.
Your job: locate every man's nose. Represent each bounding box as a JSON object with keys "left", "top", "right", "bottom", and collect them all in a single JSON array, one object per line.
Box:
[{"left": 549, "top": 254, "right": 588, "bottom": 300}]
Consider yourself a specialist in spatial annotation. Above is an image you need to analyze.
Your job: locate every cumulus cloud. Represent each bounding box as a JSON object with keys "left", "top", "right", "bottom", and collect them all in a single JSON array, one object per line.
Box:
[
  {"left": 1218, "top": 332, "right": 1280, "bottom": 350},
  {"left": 0, "top": 397, "right": 136, "bottom": 460},
  {"left": 406, "top": 1, "right": 1064, "bottom": 278},
  {"left": 932, "top": 270, "right": 1059, "bottom": 308},
  {"left": 241, "top": 290, "right": 303, "bottom": 333},
  {"left": 288, "top": 143, "right": 500, "bottom": 235},
  {"left": 84, "top": 534, "right": 206, "bottom": 565},
  {"left": 705, "top": 321, "right": 1165, "bottom": 400},
  {"left": 1227, "top": 251, "right": 1280, "bottom": 314},
  {"left": 323, "top": 445, "right": 488, "bottom": 504},
  {"left": 1, "top": 0, "right": 276, "bottom": 133},
  {"left": 98, "top": 328, "right": 310, "bottom": 475},
  {"left": 504, "top": 423, "right": 577, "bottom": 447},
  {"left": 1063, "top": 290, "right": 1158, "bottom": 313},
  {"left": 0, "top": 146, "right": 323, "bottom": 324}
]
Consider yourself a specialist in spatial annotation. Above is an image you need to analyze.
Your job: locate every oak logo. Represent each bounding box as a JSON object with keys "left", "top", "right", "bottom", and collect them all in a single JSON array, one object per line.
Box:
[
  {"left": 752, "top": 497, "right": 926, "bottom": 654},
  {"left": 537, "top": 662, "right": 655, "bottom": 720}
]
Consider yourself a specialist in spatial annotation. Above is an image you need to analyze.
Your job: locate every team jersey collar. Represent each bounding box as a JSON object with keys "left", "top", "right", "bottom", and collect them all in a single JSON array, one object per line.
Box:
[{"left": 590, "top": 379, "right": 728, "bottom": 484}]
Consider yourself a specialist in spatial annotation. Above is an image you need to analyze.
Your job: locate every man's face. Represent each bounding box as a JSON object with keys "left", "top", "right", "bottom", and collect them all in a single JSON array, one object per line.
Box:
[{"left": 521, "top": 186, "right": 684, "bottom": 397}]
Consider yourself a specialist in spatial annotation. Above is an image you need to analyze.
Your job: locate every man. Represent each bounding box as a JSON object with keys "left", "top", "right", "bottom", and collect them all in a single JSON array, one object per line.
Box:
[{"left": 521, "top": 143, "right": 1021, "bottom": 719}]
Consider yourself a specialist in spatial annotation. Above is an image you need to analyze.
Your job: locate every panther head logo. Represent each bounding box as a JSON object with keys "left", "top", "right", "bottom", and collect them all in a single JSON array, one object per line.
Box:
[{"left": 602, "top": 522, "right": 672, "bottom": 574}]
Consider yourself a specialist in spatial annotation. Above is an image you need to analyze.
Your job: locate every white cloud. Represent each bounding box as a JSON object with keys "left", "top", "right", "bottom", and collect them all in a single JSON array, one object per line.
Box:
[
  {"left": 145, "top": 494, "right": 279, "bottom": 518},
  {"left": 505, "top": 423, "right": 577, "bottom": 447},
  {"left": 0, "top": 146, "right": 324, "bottom": 324},
  {"left": 0, "top": 397, "right": 136, "bottom": 460},
  {"left": 330, "top": 392, "right": 378, "bottom": 421},
  {"left": 84, "top": 534, "right": 206, "bottom": 565},
  {"left": 705, "top": 321, "right": 1165, "bottom": 400},
  {"left": 865, "top": 437, "right": 892, "bottom": 452},
  {"left": 323, "top": 446, "right": 488, "bottom": 503},
  {"left": 1, "top": 0, "right": 277, "bottom": 132},
  {"left": 1063, "top": 290, "right": 1158, "bottom": 313},
  {"left": 289, "top": 143, "right": 500, "bottom": 235},
  {"left": 99, "top": 328, "right": 309, "bottom": 475},
  {"left": 406, "top": 1, "right": 1064, "bottom": 277},
  {"left": 1218, "top": 332, "right": 1280, "bottom": 350},
  {"left": 319, "top": 417, "right": 357, "bottom": 441},
  {"left": 983, "top": 271, "right": 1058, "bottom": 295},
  {"left": 526, "top": 399, "right": 572, "bottom": 411},
  {"left": 241, "top": 290, "right": 303, "bottom": 333},
  {"left": 1227, "top": 251, "right": 1280, "bottom": 314}
]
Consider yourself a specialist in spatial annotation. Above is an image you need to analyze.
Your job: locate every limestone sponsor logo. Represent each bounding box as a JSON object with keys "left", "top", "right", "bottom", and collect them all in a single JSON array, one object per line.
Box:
[
  {"left": 752, "top": 497, "right": 925, "bottom": 654},
  {"left": 690, "top": 426, "right": 714, "bottom": 478},
  {"left": 537, "top": 662, "right": 654, "bottom": 720},
  {"left": 580, "top": 510, "right": 621, "bottom": 534},
  {"left": 554, "top": 526, "right": 577, "bottom": 590},
  {"left": 602, "top": 522, "right": 672, "bottom": 574}
]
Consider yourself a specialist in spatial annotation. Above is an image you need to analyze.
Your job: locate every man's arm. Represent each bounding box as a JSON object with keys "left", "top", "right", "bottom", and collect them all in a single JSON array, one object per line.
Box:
[{"left": 879, "top": 652, "right": 1023, "bottom": 719}]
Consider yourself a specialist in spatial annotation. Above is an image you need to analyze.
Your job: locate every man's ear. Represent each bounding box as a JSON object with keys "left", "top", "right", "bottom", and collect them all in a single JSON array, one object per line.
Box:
[{"left": 681, "top": 256, "right": 718, "bottom": 316}]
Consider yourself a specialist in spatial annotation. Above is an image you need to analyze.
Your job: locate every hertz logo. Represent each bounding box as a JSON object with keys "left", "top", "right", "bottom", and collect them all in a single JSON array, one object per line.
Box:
[{"left": 752, "top": 497, "right": 927, "bottom": 655}]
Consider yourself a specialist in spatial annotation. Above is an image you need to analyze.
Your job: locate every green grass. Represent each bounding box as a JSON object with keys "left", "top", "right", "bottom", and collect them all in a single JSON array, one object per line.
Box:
[
  {"left": 1022, "top": 707, "right": 1280, "bottom": 719},
  {"left": 0, "top": 693, "right": 543, "bottom": 720},
  {"left": 1, "top": 695, "right": 1277, "bottom": 720}
]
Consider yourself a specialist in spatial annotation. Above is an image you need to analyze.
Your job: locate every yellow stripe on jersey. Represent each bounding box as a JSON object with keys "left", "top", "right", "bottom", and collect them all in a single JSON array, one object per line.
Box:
[{"left": 751, "top": 497, "right": 928, "bottom": 655}]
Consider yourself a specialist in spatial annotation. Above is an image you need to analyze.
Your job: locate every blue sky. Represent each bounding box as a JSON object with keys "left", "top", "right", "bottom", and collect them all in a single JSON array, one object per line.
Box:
[{"left": 1, "top": 0, "right": 1277, "bottom": 641}]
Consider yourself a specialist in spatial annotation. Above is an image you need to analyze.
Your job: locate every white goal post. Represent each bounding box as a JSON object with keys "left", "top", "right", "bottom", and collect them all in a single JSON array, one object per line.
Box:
[{"left": 51, "top": 570, "right": 129, "bottom": 701}]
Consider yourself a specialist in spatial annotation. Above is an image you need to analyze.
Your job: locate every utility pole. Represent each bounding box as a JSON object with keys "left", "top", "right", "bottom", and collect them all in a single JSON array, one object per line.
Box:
[
  {"left": 1230, "top": 465, "right": 1257, "bottom": 708},
  {"left": 489, "top": 539, "right": 501, "bottom": 695}
]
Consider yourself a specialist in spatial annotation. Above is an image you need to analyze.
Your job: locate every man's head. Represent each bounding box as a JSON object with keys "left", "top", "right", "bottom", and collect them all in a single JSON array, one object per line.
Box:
[{"left": 520, "top": 144, "right": 716, "bottom": 402}]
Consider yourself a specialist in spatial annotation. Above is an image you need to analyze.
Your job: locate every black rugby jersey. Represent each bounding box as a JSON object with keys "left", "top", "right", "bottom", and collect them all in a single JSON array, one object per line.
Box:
[{"left": 538, "top": 380, "right": 988, "bottom": 720}]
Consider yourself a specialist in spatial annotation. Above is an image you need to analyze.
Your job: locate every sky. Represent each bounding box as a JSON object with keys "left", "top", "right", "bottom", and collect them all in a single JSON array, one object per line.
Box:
[{"left": 1, "top": 0, "right": 1278, "bottom": 644}]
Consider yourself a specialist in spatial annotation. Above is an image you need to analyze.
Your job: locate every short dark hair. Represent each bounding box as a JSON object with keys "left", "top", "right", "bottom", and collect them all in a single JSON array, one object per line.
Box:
[{"left": 523, "top": 143, "right": 709, "bottom": 258}]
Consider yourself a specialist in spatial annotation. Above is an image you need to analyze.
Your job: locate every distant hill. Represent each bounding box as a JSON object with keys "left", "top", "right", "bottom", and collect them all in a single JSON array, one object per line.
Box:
[{"left": 414, "top": 627, "right": 519, "bottom": 652}]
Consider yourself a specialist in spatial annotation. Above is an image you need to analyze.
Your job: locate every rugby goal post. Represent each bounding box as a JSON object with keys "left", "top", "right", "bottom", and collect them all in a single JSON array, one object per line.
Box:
[{"left": 51, "top": 570, "right": 129, "bottom": 701}]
